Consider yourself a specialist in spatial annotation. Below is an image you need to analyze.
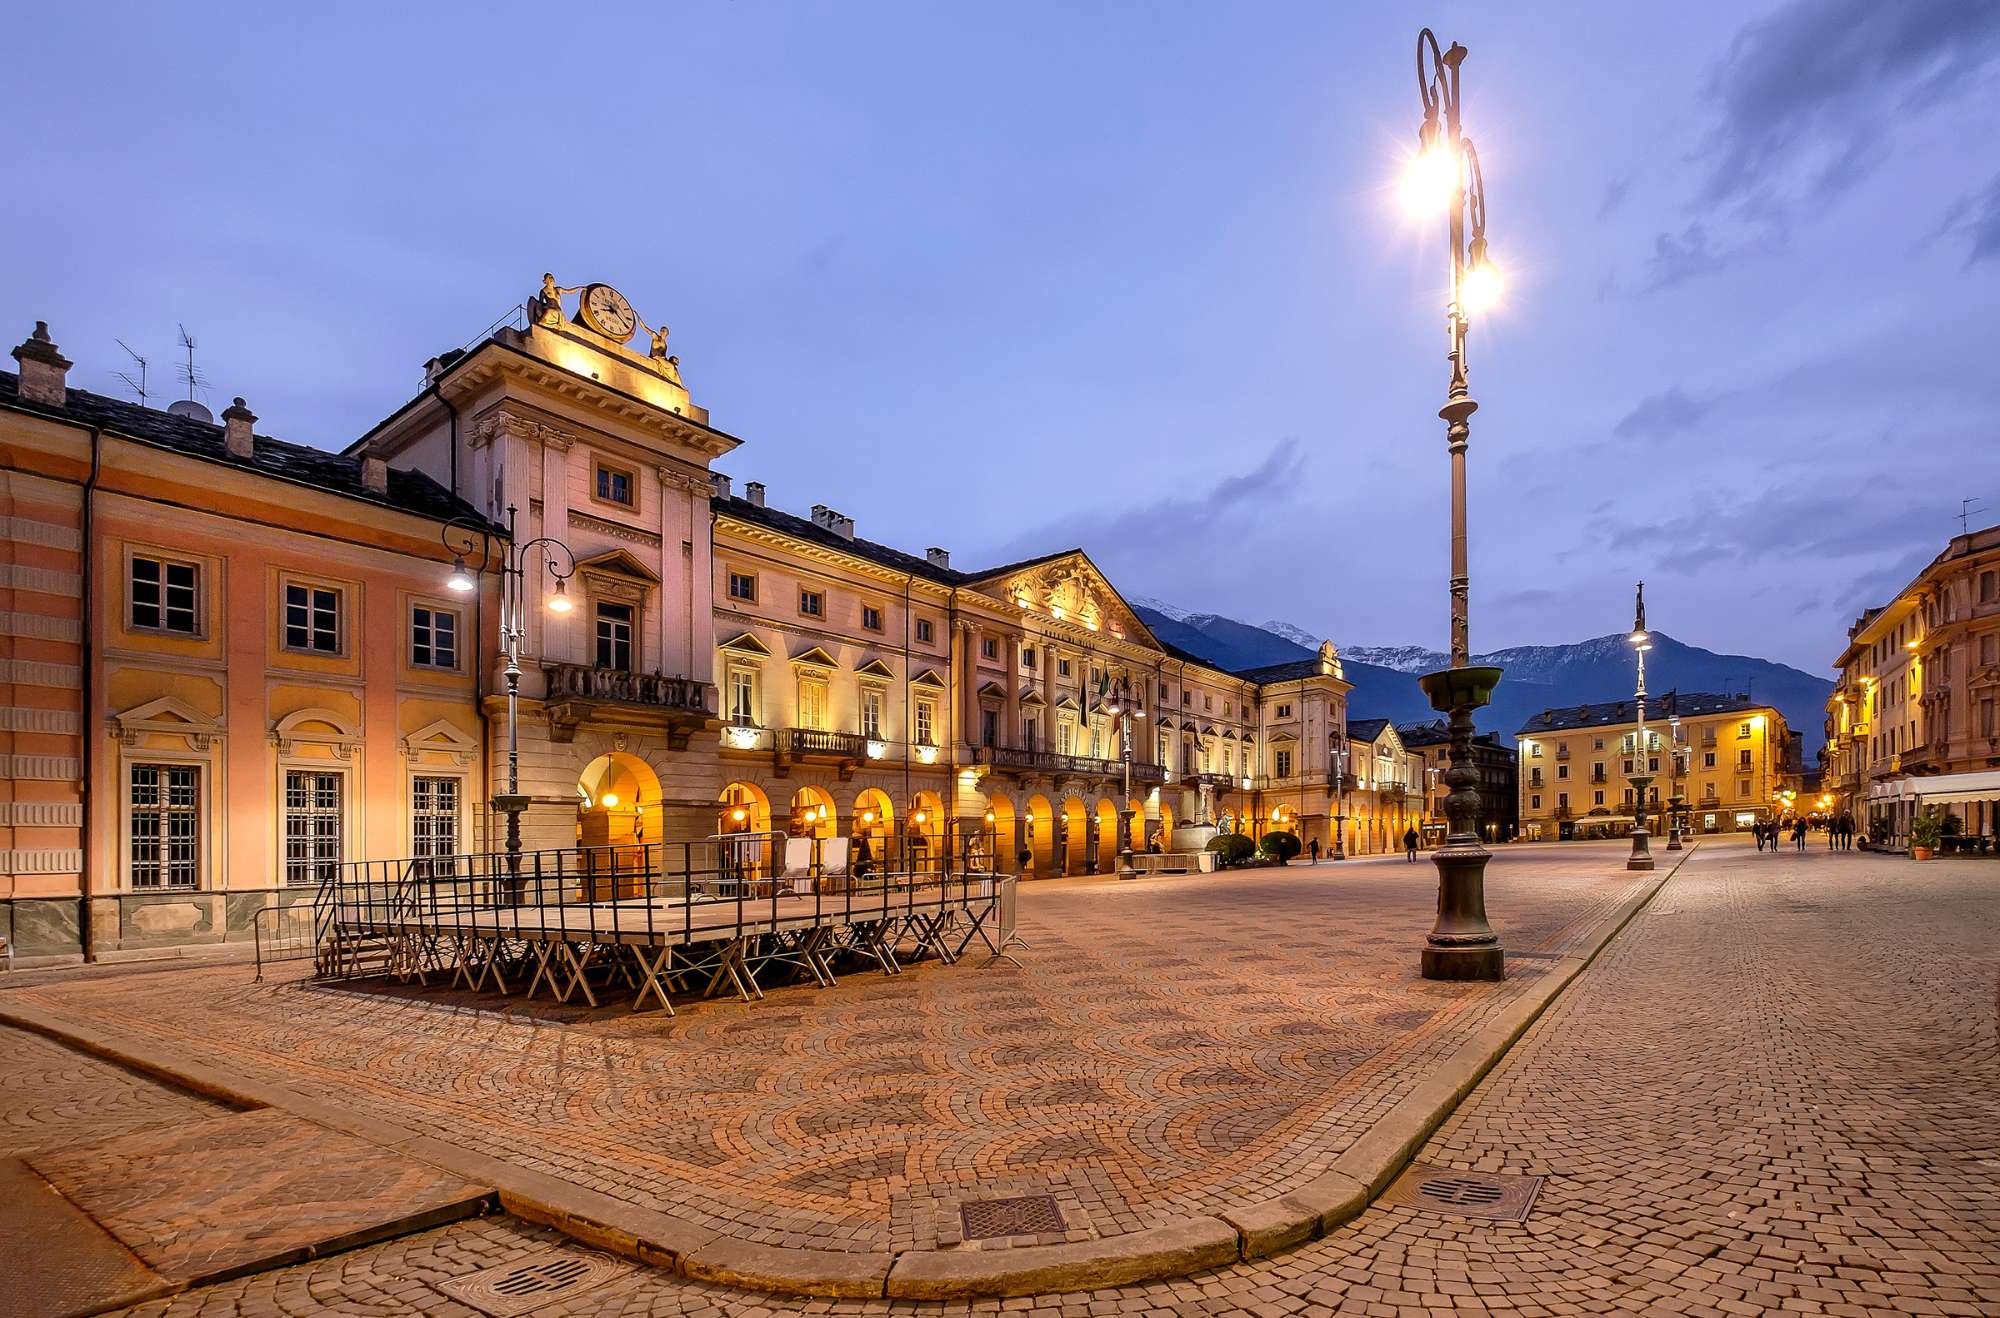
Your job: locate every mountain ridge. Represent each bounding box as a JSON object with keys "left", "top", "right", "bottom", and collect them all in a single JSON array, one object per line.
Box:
[{"left": 1128, "top": 604, "right": 1832, "bottom": 755}]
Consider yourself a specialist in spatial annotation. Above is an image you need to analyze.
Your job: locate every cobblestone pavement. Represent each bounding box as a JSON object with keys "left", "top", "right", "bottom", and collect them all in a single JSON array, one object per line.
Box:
[
  {"left": 109, "top": 838, "right": 2000, "bottom": 1315},
  {"left": 0, "top": 1023, "right": 220, "bottom": 1158},
  {"left": 15, "top": 846, "right": 1644, "bottom": 1257}
]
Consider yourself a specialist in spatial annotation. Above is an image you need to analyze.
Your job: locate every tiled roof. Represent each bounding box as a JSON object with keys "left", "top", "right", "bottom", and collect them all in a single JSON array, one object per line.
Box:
[
  {"left": 1, "top": 371, "right": 495, "bottom": 531},
  {"left": 1514, "top": 690, "right": 1764, "bottom": 736},
  {"left": 1347, "top": 717, "right": 1392, "bottom": 743},
  {"left": 1233, "top": 658, "right": 1323, "bottom": 683},
  {"left": 715, "top": 495, "right": 962, "bottom": 585},
  {"left": 1397, "top": 720, "right": 1507, "bottom": 751}
]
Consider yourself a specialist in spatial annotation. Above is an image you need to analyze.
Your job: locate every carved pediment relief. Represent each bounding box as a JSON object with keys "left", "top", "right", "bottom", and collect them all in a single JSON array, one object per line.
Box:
[
  {"left": 855, "top": 657, "right": 896, "bottom": 680},
  {"left": 976, "top": 552, "right": 1156, "bottom": 646},
  {"left": 108, "top": 696, "right": 224, "bottom": 751},
  {"left": 719, "top": 631, "right": 772, "bottom": 657},
  {"left": 910, "top": 667, "right": 946, "bottom": 689},
  {"left": 791, "top": 645, "right": 838, "bottom": 671}
]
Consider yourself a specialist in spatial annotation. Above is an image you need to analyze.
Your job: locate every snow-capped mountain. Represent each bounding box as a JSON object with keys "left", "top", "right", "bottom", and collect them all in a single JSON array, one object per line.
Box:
[
  {"left": 1128, "top": 603, "right": 1833, "bottom": 753},
  {"left": 1128, "top": 595, "right": 1197, "bottom": 624}
]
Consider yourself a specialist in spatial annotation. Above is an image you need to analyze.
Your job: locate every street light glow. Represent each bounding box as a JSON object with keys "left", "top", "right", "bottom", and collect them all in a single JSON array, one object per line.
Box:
[
  {"left": 446, "top": 555, "right": 475, "bottom": 592},
  {"left": 547, "top": 579, "right": 573, "bottom": 613},
  {"left": 1461, "top": 258, "right": 1501, "bottom": 313},
  {"left": 1401, "top": 144, "right": 1457, "bottom": 217}
]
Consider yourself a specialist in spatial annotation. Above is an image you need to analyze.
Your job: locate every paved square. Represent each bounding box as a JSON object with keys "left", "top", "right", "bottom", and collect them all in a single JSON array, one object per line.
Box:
[{"left": 10, "top": 849, "right": 1644, "bottom": 1259}]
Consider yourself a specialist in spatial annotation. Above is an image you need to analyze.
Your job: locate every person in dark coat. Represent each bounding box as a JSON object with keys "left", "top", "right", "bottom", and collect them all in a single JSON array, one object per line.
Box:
[{"left": 1403, "top": 827, "right": 1420, "bottom": 862}]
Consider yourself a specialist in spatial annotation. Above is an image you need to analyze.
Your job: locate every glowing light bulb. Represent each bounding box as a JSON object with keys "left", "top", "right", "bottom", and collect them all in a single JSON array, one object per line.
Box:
[
  {"left": 446, "top": 556, "right": 475, "bottom": 592},
  {"left": 547, "top": 579, "right": 573, "bottom": 614},
  {"left": 600, "top": 792, "right": 619, "bottom": 808},
  {"left": 1461, "top": 259, "right": 1502, "bottom": 314},
  {"left": 1401, "top": 144, "right": 1458, "bottom": 217}
]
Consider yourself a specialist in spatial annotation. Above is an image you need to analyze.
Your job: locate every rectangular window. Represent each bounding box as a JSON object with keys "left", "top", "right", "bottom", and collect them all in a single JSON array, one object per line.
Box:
[
  {"left": 1057, "top": 718, "right": 1074, "bottom": 755},
  {"left": 796, "top": 676, "right": 828, "bottom": 730},
  {"left": 595, "top": 463, "right": 634, "bottom": 507},
  {"left": 1022, "top": 647, "right": 1037, "bottom": 669},
  {"left": 1738, "top": 721, "right": 1751, "bottom": 739},
  {"left": 412, "top": 776, "right": 459, "bottom": 870},
  {"left": 981, "top": 708, "right": 997, "bottom": 747},
  {"left": 1983, "top": 634, "right": 1998, "bottom": 665},
  {"left": 728, "top": 668, "right": 757, "bottom": 723},
  {"left": 1058, "top": 658, "right": 1071, "bottom": 677},
  {"left": 1594, "top": 790, "right": 1605, "bottom": 805},
  {"left": 283, "top": 582, "right": 341, "bottom": 653},
  {"left": 1738, "top": 777, "right": 1751, "bottom": 796},
  {"left": 1159, "top": 682, "right": 1170, "bottom": 700},
  {"left": 595, "top": 601, "right": 633, "bottom": 670},
  {"left": 1203, "top": 695, "right": 1213, "bottom": 710},
  {"left": 1275, "top": 703, "right": 1292, "bottom": 718},
  {"left": 727, "top": 571, "right": 756, "bottom": 602},
  {"left": 1703, "top": 751, "right": 1716, "bottom": 768},
  {"left": 861, "top": 604, "right": 883, "bottom": 631},
  {"left": 916, "top": 618, "right": 934, "bottom": 643},
  {"left": 1983, "top": 698, "right": 1995, "bottom": 737},
  {"left": 1531, "top": 794, "right": 1541, "bottom": 810},
  {"left": 1983, "top": 570, "right": 1996, "bottom": 603},
  {"left": 981, "top": 637, "right": 999, "bottom": 660},
  {"left": 1558, "top": 792, "right": 1568, "bottom": 808},
  {"left": 283, "top": 770, "right": 342, "bottom": 888},
  {"left": 1024, "top": 721, "right": 1037, "bottom": 752},
  {"left": 1557, "top": 764, "right": 1569, "bottom": 779},
  {"left": 1738, "top": 748, "right": 1752, "bottom": 767},
  {"left": 130, "top": 764, "right": 199, "bottom": 889},
  {"left": 410, "top": 605, "right": 458, "bottom": 670},
  {"left": 916, "top": 698, "right": 937, "bottom": 746},
  {"left": 861, "top": 687, "right": 883, "bottom": 739},
  {"left": 1276, "top": 748, "right": 1293, "bottom": 778},
  {"left": 799, "top": 589, "right": 823, "bottom": 617},
  {"left": 129, "top": 555, "right": 199, "bottom": 634}
]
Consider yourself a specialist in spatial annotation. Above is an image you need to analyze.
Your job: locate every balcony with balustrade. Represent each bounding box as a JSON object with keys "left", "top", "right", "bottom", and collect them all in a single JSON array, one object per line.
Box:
[{"left": 542, "top": 663, "right": 717, "bottom": 746}]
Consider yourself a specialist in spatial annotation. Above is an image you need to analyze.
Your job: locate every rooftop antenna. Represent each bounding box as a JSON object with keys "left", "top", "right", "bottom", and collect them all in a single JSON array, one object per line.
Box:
[
  {"left": 176, "top": 324, "right": 207, "bottom": 402},
  {"left": 114, "top": 339, "right": 148, "bottom": 406},
  {"left": 1959, "top": 497, "right": 1985, "bottom": 537}
]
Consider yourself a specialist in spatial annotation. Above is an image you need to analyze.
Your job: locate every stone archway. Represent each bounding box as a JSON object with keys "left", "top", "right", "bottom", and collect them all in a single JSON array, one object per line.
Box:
[
  {"left": 980, "top": 791, "right": 1016, "bottom": 874},
  {"left": 1024, "top": 793, "right": 1056, "bottom": 879},
  {"left": 577, "top": 752, "right": 664, "bottom": 850},
  {"left": 718, "top": 780, "right": 771, "bottom": 836},
  {"left": 1061, "top": 795, "right": 1089, "bottom": 876},
  {"left": 788, "top": 785, "right": 836, "bottom": 839},
  {"left": 851, "top": 787, "right": 894, "bottom": 868},
  {"left": 1095, "top": 799, "right": 1120, "bottom": 872}
]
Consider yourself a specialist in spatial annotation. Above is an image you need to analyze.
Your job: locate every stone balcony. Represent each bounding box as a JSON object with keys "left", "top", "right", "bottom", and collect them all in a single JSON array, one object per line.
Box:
[{"left": 542, "top": 663, "right": 716, "bottom": 747}]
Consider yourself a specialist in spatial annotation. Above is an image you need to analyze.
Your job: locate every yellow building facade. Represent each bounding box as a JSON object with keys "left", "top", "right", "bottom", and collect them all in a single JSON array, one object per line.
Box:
[
  {"left": 1516, "top": 693, "right": 1795, "bottom": 841},
  {"left": 3, "top": 280, "right": 1371, "bottom": 963}
]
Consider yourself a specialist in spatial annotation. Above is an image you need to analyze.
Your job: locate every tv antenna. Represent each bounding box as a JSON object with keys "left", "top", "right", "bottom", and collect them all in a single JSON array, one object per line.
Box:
[
  {"left": 114, "top": 339, "right": 148, "bottom": 405},
  {"left": 1959, "top": 497, "right": 1985, "bottom": 537},
  {"left": 175, "top": 324, "right": 207, "bottom": 402}
]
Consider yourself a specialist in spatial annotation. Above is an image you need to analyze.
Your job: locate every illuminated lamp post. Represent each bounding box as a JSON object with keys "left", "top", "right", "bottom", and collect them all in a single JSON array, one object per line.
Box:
[
  {"left": 445, "top": 504, "right": 576, "bottom": 874},
  {"left": 1405, "top": 29, "right": 1505, "bottom": 979},
  {"left": 1104, "top": 688, "right": 1146, "bottom": 879},
  {"left": 1627, "top": 582, "right": 1656, "bottom": 872}
]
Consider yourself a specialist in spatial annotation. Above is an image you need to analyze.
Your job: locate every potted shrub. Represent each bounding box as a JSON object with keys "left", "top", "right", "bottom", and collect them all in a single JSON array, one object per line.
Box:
[
  {"left": 1259, "top": 831, "right": 1302, "bottom": 865},
  {"left": 1909, "top": 806, "right": 1945, "bottom": 861},
  {"left": 1206, "top": 833, "right": 1255, "bottom": 869}
]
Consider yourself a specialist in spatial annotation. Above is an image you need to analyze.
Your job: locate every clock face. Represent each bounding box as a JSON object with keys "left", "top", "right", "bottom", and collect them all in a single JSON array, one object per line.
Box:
[{"left": 579, "top": 284, "right": 637, "bottom": 341}]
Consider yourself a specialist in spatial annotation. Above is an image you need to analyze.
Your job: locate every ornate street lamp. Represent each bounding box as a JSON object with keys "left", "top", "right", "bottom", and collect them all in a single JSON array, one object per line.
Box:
[
  {"left": 1665, "top": 712, "right": 1686, "bottom": 851},
  {"left": 1407, "top": 29, "right": 1505, "bottom": 980},
  {"left": 444, "top": 504, "right": 577, "bottom": 873},
  {"left": 1626, "top": 582, "right": 1656, "bottom": 872},
  {"left": 1331, "top": 742, "right": 1349, "bottom": 861}
]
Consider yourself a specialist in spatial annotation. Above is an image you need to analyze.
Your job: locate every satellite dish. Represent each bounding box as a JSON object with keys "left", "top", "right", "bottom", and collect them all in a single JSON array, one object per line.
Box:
[{"left": 167, "top": 399, "right": 214, "bottom": 423}]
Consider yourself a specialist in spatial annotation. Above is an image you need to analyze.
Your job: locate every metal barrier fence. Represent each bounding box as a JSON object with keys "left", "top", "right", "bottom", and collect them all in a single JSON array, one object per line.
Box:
[
  {"left": 313, "top": 834, "right": 1012, "bottom": 1012},
  {"left": 253, "top": 903, "right": 320, "bottom": 981}
]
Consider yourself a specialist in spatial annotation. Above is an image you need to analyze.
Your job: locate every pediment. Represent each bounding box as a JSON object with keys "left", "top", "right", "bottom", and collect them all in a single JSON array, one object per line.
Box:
[
  {"left": 910, "top": 667, "right": 946, "bottom": 689},
  {"left": 977, "top": 680, "right": 1008, "bottom": 699},
  {"left": 790, "top": 645, "right": 838, "bottom": 669},
  {"left": 964, "top": 550, "right": 1159, "bottom": 648},
  {"left": 1019, "top": 689, "right": 1046, "bottom": 706},
  {"left": 574, "top": 547, "right": 661, "bottom": 585},
  {"left": 401, "top": 718, "right": 478, "bottom": 767},
  {"left": 1972, "top": 665, "right": 2000, "bottom": 689},
  {"left": 719, "top": 631, "right": 772, "bottom": 656},
  {"left": 1054, "top": 695, "right": 1079, "bottom": 712},
  {"left": 854, "top": 657, "right": 896, "bottom": 680},
  {"left": 271, "top": 706, "right": 363, "bottom": 759},
  {"left": 109, "top": 696, "right": 224, "bottom": 750}
]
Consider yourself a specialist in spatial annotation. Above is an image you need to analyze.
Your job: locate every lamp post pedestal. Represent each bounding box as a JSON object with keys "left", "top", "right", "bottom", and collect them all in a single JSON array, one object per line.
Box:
[
  {"left": 1627, "top": 774, "right": 1655, "bottom": 871},
  {"left": 1116, "top": 805, "right": 1138, "bottom": 879},
  {"left": 1418, "top": 666, "right": 1505, "bottom": 981},
  {"left": 1666, "top": 794, "right": 1684, "bottom": 851}
]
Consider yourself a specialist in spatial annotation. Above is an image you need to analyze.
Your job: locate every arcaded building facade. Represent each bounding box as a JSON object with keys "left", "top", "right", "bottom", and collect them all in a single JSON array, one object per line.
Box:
[{"left": 2, "top": 280, "right": 1369, "bottom": 963}]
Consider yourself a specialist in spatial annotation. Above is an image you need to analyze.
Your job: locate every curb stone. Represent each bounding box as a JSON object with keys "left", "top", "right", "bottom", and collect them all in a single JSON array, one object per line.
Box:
[{"left": 0, "top": 847, "right": 1694, "bottom": 1301}]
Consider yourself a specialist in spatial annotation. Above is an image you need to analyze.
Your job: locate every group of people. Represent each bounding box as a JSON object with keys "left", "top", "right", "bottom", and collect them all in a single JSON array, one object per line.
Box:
[
  {"left": 1823, "top": 812, "right": 1858, "bottom": 850},
  {"left": 1753, "top": 817, "right": 1807, "bottom": 851}
]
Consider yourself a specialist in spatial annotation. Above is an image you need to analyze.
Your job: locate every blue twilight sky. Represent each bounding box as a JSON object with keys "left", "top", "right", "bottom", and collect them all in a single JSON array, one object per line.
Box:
[{"left": 8, "top": 1, "right": 1998, "bottom": 673}]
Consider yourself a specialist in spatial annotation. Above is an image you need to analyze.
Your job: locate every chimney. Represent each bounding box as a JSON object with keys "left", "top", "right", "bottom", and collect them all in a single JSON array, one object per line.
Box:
[
  {"left": 835, "top": 514, "right": 855, "bottom": 540},
  {"left": 710, "top": 473, "right": 732, "bottom": 500},
  {"left": 359, "top": 450, "right": 389, "bottom": 495},
  {"left": 221, "top": 397, "right": 257, "bottom": 460},
  {"left": 810, "top": 504, "right": 836, "bottom": 529},
  {"left": 10, "top": 322, "right": 71, "bottom": 407},
  {"left": 926, "top": 546, "right": 950, "bottom": 569},
  {"left": 423, "top": 348, "right": 465, "bottom": 384},
  {"left": 744, "top": 481, "right": 766, "bottom": 508}
]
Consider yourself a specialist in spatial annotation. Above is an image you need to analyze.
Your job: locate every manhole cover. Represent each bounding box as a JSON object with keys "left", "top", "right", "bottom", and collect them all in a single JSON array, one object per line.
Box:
[
  {"left": 1381, "top": 1162, "right": 1543, "bottom": 1222},
  {"left": 961, "top": 1193, "right": 1067, "bottom": 1239},
  {"left": 435, "top": 1248, "right": 634, "bottom": 1317}
]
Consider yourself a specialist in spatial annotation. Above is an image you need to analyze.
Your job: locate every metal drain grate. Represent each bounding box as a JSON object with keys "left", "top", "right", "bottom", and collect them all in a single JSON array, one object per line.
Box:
[
  {"left": 435, "top": 1248, "right": 634, "bottom": 1317},
  {"left": 1381, "top": 1162, "right": 1543, "bottom": 1222},
  {"left": 961, "top": 1193, "right": 1067, "bottom": 1239}
]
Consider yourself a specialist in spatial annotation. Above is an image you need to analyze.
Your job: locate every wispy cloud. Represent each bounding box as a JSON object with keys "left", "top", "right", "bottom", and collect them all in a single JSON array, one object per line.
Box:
[
  {"left": 1937, "top": 172, "right": 2000, "bottom": 266},
  {"left": 1613, "top": 386, "right": 1713, "bottom": 440}
]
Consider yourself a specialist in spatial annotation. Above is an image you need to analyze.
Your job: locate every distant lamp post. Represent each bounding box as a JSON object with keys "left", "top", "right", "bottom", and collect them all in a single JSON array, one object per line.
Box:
[
  {"left": 1626, "top": 582, "right": 1656, "bottom": 872},
  {"left": 1665, "top": 712, "right": 1686, "bottom": 851},
  {"left": 1105, "top": 687, "right": 1145, "bottom": 880},
  {"left": 1407, "top": 28, "right": 1505, "bottom": 980},
  {"left": 1331, "top": 743, "right": 1349, "bottom": 861},
  {"left": 444, "top": 503, "right": 577, "bottom": 871}
]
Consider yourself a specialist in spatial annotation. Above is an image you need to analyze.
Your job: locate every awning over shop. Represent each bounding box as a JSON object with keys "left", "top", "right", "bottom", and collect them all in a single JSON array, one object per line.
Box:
[{"left": 1905, "top": 769, "right": 2000, "bottom": 807}]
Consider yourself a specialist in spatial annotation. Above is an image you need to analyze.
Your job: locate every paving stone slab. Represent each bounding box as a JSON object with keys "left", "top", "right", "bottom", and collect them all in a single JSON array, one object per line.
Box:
[{"left": 0, "top": 1157, "right": 167, "bottom": 1318}]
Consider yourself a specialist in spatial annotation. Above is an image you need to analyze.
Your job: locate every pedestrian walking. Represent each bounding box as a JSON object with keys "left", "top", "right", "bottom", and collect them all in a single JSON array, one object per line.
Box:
[
  {"left": 1308, "top": 836, "right": 1321, "bottom": 865},
  {"left": 1793, "top": 817, "right": 1807, "bottom": 851},
  {"left": 1403, "top": 826, "right": 1420, "bottom": 862},
  {"left": 1754, "top": 820, "right": 1766, "bottom": 852}
]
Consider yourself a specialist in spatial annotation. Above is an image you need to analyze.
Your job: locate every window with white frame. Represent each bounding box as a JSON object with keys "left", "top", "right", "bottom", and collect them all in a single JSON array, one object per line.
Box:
[
  {"left": 861, "top": 687, "right": 884, "bottom": 739},
  {"left": 1276, "top": 748, "right": 1293, "bottom": 778},
  {"left": 129, "top": 554, "right": 199, "bottom": 634},
  {"left": 283, "top": 770, "right": 342, "bottom": 887},
  {"left": 283, "top": 582, "right": 341, "bottom": 653},
  {"left": 412, "top": 777, "right": 459, "bottom": 870},
  {"left": 727, "top": 666, "right": 758, "bottom": 724},
  {"left": 595, "top": 601, "right": 633, "bottom": 670},
  {"left": 130, "top": 764, "right": 200, "bottom": 889},
  {"left": 915, "top": 618, "right": 934, "bottom": 644},
  {"left": 1056, "top": 713, "right": 1075, "bottom": 755},
  {"left": 410, "top": 605, "right": 458, "bottom": 669},
  {"left": 916, "top": 696, "right": 938, "bottom": 746}
]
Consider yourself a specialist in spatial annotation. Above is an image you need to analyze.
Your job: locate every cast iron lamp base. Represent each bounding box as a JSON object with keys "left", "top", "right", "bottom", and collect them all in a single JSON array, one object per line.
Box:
[{"left": 1417, "top": 665, "right": 1506, "bottom": 983}]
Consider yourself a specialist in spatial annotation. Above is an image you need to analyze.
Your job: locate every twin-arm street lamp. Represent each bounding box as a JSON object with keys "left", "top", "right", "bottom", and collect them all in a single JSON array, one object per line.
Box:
[
  {"left": 444, "top": 504, "right": 577, "bottom": 871},
  {"left": 1406, "top": 29, "right": 1505, "bottom": 981},
  {"left": 1626, "top": 582, "right": 1656, "bottom": 872},
  {"left": 1103, "top": 687, "right": 1145, "bottom": 880}
]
